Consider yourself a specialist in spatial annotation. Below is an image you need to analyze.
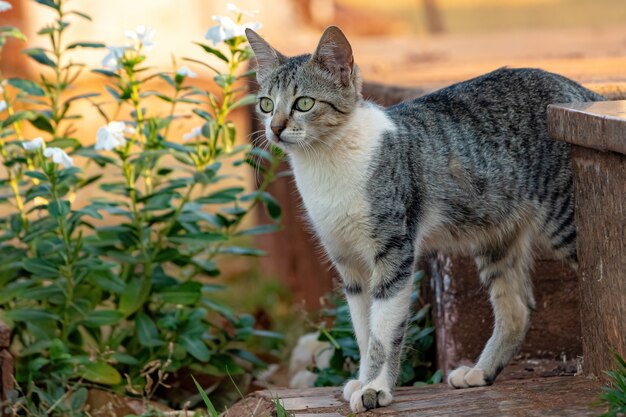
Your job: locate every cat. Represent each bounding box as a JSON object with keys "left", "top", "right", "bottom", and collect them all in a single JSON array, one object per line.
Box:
[{"left": 245, "top": 26, "right": 603, "bottom": 413}]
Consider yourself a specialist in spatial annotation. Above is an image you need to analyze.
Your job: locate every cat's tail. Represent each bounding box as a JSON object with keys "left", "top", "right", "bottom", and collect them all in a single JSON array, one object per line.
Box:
[{"left": 585, "top": 81, "right": 626, "bottom": 101}]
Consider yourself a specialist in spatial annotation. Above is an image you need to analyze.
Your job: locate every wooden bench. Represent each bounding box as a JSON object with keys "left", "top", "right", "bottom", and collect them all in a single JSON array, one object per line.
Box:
[{"left": 548, "top": 100, "right": 626, "bottom": 380}]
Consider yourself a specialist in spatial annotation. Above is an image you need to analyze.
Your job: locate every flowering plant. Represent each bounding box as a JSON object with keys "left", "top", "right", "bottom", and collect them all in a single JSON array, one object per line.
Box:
[{"left": 0, "top": 1, "right": 282, "bottom": 414}]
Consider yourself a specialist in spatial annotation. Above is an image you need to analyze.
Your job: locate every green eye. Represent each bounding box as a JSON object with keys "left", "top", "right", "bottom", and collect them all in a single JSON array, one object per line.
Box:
[
  {"left": 259, "top": 97, "right": 274, "bottom": 113},
  {"left": 294, "top": 97, "right": 315, "bottom": 112}
]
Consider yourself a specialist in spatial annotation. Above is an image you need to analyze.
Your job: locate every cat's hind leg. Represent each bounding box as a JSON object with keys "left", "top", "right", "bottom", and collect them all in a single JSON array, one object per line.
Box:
[{"left": 448, "top": 231, "right": 535, "bottom": 389}]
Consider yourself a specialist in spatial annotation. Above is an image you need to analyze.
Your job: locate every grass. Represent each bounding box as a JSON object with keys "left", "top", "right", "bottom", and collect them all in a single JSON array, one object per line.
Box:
[
  {"left": 597, "top": 352, "right": 626, "bottom": 417},
  {"left": 193, "top": 374, "right": 295, "bottom": 417}
]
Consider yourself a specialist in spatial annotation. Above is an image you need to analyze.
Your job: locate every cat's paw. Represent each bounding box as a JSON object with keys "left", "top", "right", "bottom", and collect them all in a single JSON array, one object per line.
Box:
[
  {"left": 343, "top": 379, "right": 362, "bottom": 401},
  {"left": 349, "top": 386, "right": 392, "bottom": 413},
  {"left": 448, "top": 366, "right": 490, "bottom": 389}
]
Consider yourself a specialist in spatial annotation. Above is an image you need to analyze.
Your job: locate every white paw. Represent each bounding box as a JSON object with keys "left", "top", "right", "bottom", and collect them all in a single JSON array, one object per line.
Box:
[
  {"left": 343, "top": 379, "right": 362, "bottom": 401},
  {"left": 448, "top": 365, "right": 489, "bottom": 389},
  {"left": 349, "top": 386, "right": 393, "bottom": 413}
]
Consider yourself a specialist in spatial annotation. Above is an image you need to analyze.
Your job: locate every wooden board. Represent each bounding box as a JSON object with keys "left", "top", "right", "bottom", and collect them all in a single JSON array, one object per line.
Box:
[
  {"left": 548, "top": 100, "right": 626, "bottom": 154},
  {"left": 548, "top": 100, "right": 626, "bottom": 380},
  {"left": 228, "top": 376, "right": 605, "bottom": 416}
]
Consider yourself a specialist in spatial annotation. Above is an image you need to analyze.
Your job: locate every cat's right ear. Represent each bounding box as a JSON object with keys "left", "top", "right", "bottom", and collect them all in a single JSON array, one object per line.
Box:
[{"left": 245, "top": 29, "right": 286, "bottom": 82}]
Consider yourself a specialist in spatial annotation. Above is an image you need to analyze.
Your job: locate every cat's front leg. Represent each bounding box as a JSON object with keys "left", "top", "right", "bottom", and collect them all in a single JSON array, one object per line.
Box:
[
  {"left": 333, "top": 262, "right": 371, "bottom": 402},
  {"left": 349, "top": 239, "right": 415, "bottom": 413}
]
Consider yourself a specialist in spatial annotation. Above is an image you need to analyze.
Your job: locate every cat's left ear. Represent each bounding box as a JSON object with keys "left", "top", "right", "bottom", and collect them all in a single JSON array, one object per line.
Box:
[
  {"left": 245, "top": 29, "right": 287, "bottom": 82},
  {"left": 311, "top": 26, "right": 354, "bottom": 86}
]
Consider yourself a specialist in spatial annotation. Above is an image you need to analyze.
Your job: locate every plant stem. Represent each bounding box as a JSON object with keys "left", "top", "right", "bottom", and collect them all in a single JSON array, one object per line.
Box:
[{"left": 50, "top": 0, "right": 65, "bottom": 135}]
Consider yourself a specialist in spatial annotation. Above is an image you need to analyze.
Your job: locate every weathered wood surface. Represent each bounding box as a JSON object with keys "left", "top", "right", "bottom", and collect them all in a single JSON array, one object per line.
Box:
[
  {"left": 548, "top": 100, "right": 626, "bottom": 154},
  {"left": 429, "top": 254, "right": 581, "bottom": 376},
  {"left": 0, "top": 321, "right": 13, "bottom": 417},
  {"left": 548, "top": 101, "right": 626, "bottom": 380},
  {"left": 229, "top": 376, "right": 603, "bottom": 416}
]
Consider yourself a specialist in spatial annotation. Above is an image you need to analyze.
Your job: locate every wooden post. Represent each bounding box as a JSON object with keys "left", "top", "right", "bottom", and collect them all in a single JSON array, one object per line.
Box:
[
  {"left": 0, "top": 320, "right": 13, "bottom": 417},
  {"left": 548, "top": 100, "right": 626, "bottom": 380}
]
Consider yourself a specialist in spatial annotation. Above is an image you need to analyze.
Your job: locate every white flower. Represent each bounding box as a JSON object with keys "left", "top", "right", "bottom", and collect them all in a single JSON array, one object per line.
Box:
[
  {"left": 44, "top": 147, "right": 73, "bottom": 168},
  {"left": 22, "top": 137, "right": 44, "bottom": 151},
  {"left": 176, "top": 66, "right": 197, "bottom": 78},
  {"left": 0, "top": 1, "right": 12, "bottom": 12},
  {"left": 0, "top": 100, "right": 6, "bottom": 112},
  {"left": 227, "top": 3, "right": 258, "bottom": 17},
  {"left": 125, "top": 25, "right": 156, "bottom": 51},
  {"left": 205, "top": 15, "right": 261, "bottom": 46},
  {"left": 183, "top": 126, "right": 203, "bottom": 141},
  {"left": 96, "top": 121, "right": 129, "bottom": 151},
  {"left": 102, "top": 46, "right": 128, "bottom": 70}
]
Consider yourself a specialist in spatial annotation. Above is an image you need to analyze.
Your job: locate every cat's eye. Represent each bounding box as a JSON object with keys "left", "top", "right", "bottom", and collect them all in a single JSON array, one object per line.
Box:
[
  {"left": 259, "top": 97, "right": 274, "bottom": 113},
  {"left": 294, "top": 97, "right": 315, "bottom": 112}
]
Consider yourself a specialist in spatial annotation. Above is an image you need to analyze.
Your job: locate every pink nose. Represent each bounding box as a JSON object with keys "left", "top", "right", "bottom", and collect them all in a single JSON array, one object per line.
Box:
[{"left": 271, "top": 124, "right": 286, "bottom": 137}]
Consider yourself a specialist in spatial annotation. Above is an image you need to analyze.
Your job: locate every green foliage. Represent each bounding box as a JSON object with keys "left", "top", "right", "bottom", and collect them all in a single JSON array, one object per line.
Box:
[
  {"left": 598, "top": 352, "right": 626, "bottom": 417},
  {"left": 313, "top": 272, "right": 440, "bottom": 387},
  {"left": 0, "top": 1, "right": 282, "bottom": 414}
]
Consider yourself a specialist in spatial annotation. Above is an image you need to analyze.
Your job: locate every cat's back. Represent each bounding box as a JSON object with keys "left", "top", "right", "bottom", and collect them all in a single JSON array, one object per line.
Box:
[{"left": 388, "top": 67, "right": 602, "bottom": 138}]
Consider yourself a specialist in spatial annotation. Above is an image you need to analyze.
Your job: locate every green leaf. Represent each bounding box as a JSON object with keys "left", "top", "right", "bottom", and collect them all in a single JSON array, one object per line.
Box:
[
  {"left": 92, "top": 69, "right": 120, "bottom": 78},
  {"left": 0, "top": 26, "right": 27, "bottom": 42},
  {"left": 252, "top": 329, "right": 285, "bottom": 339},
  {"left": 192, "top": 108, "right": 214, "bottom": 122},
  {"left": 196, "top": 187, "right": 244, "bottom": 204},
  {"left": 192, "top": 375, "right": 219, "bottom": 417},
  {"left": 79, "top": 361, "right": 122, "bottom": 385},
  {"left": 66, "top": 10, "right": 92, "bottom": 20},
  {"left": 23, "top": 258, "right": 58, "bottom": 277},
  {"left": 2, "top": 110, "right": 36, "bottom": 128},
  {"left": 64, "top": 92, "right": 100, "bottom": 105},
  {"left": 22, "top": 285, "right": 64, "bottom": 301},
  {"left": 235, "top": 224, "right": 280, "bottom": 236},
  {"left": 168, "top": 232, "right": 228, "bottom": 245},
  {"left": 119, "top": 279, "right": 151, "bottom": 316},
  {"left": 66, "top": 41, "right": 105, "bottom": 49},
  {"left": 194, "top": 42, "right": 228, "bottom": 62},
  {"left": 48, "top": 200, "right": 70, "bottom": 218},
  {"left": 229, "top": 348, "right": 266, "bottom": 368},
  {"left": 181, "top": 336, "right": 211, "bottom": 362},
  {"left": 82, "top": 310, "right": 124, "bottom": 327},
  {"left": 229, "top": 94, "right": 256, "bottom": 111},
  {"left": 24, "top": 171, "right": 48, "bottom": 181},
  {"left": 29, "top": 114, "right": 54, "bottom": 133},
  {"left": 23, "top": 48, "right": 56, "bottom": 67},
  {"left": 136, "top": 313, "right": 165, "bottom": 347},
  {"left": 3, "top": 308, "right": 60, "bottom": 322},
  {"left": 158, "top": 281, "right": 202, "bottom": 305},
  {"left": 34, "top": 0, "right": 59, "bottom": 10},
  {"left": 216, "top": 246, "right": 266, "bottom": 257},
  {"left": 7, "top": 78, "right": 45, "bottom": 96},
  {"left": 71, "top": 387, "right": 88, "bottom": 410},
  {"left": 260, "top": 191, "right": 281, "bottom": 221}
]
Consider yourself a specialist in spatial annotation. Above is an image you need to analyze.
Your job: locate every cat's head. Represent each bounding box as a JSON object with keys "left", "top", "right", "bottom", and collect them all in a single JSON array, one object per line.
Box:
[{"left": 245, "top": 26, "right": 362, "bottom": 151}]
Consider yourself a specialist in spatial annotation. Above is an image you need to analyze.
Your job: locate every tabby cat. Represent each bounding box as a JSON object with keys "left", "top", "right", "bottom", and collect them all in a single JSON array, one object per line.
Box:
[{"left": 245, "top": 26, "right": 602, "bottom": 412}]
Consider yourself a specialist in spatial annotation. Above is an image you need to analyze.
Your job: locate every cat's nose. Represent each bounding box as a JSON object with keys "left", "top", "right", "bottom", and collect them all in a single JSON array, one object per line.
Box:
[{"left": 271, "top": 124, "right": 286, "bottom": 138}]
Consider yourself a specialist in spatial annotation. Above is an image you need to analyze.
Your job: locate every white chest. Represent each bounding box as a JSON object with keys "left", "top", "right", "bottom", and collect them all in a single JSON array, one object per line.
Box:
[{"left": 288, "top": 103, "right": 396, "bottom": 262}]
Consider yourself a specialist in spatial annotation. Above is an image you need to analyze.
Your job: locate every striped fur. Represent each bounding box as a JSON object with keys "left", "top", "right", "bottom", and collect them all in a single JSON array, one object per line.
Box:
[{"left": 246, "top": 26, "right": 603, "bottom": 412}]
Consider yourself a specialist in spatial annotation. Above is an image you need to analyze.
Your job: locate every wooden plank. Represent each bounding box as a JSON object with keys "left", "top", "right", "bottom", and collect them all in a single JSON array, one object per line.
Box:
[
  {"left": 570, "top": 146, "right": 626, "bottom": 380},
  {"left": 548, "top": 100, "right": 626, "bottom": 154},
  {"left": 236, "top": 376, "right": 604, "bottom": 416},
  {"left": 548, "top": 100, "right": 625, "bottom": 379}
]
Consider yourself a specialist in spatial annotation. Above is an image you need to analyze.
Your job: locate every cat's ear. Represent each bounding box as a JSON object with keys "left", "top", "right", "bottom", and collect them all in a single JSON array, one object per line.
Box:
[
  {"left": 311, "top": 26, "right": 354, "bottom": 86},
  {"left": 245, "top": 29, "right": 286, "bottom": 81}
]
